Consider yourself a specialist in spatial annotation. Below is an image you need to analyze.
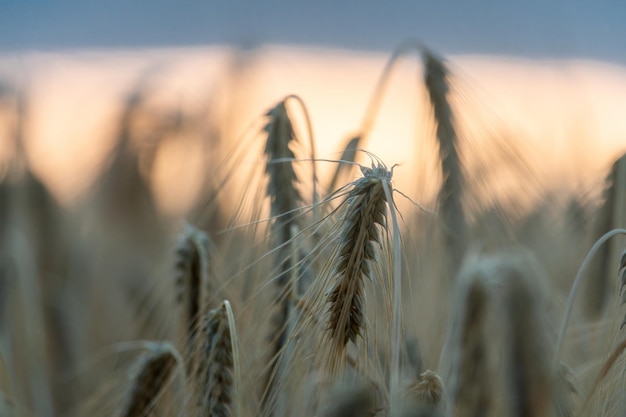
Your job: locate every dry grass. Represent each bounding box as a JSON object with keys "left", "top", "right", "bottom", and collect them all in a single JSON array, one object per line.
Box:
[{"left": 0, "top": 41, "right": 625, "bottom": 417}]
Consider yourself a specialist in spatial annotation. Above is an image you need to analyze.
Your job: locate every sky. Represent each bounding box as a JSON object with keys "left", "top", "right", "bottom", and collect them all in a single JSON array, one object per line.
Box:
[{"left": 1, "top": 1, "right": 625, "bottom": 63}]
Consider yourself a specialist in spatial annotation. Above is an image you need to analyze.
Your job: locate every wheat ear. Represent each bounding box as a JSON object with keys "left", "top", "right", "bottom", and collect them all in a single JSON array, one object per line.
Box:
[
  {"left": 198, "top": 300, "right": 239, "bottom": 417},
  {"left": 262, "top": 100, "right": 303, "bottom": 403},
  {"left": 120, "top": 343, "right": 179, "bottom": 417},
  {"left": 499, "top": 258, "right": 553, "bottom": 417},
  {"left": 423, "top": 49, "right": 466, "bottom": 274},
  {"left": 447, "top": 259, "right": 491, "bottom": 417},
  {"left": 326, "top": 162, "right": 391, "bottom": 371},
  {"left": 174, "top": 222, "right": 214, "bottom": 364}
]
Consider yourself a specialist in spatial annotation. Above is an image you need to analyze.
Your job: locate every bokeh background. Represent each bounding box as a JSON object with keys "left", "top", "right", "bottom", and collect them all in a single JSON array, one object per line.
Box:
[
  {"left": 1, "top": 1, "right": 625, "bottom": 211},
  {"left": 0, "top": 3, "right": 625, "bottom": 417}
]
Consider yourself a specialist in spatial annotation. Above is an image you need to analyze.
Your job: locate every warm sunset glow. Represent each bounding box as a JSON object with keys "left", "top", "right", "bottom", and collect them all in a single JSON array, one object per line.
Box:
[{"left": 1, "top": 46, "right": 624, "bottom": 214}]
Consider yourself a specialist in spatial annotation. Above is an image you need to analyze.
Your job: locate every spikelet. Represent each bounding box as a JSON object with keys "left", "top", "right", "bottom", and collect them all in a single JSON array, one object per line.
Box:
[
  {"left": 120, "top": 343, "right": 177, "bottom": 417},
  {"left": 423, "top": 49, "right": 466, "bottom": 275},
  {"left": 327, "top": 162, "right": 390, "bottom": 352},
  {"left": 198, "top": 301, "right": 235, "bottom": 417},
  {"left": 408, "top": 370, "right": 444, "bottom": 411},
  {"left": 174, "top": 223, "right": 214, "bottom": 361}
]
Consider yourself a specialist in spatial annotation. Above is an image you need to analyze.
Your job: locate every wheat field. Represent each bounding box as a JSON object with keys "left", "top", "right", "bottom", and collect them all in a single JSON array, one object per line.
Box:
[{"left": 0, "top": 42, "right": 625, "bottom": 417}]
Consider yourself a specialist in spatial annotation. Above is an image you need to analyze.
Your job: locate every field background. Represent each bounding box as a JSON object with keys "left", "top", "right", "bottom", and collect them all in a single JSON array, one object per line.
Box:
[{"left": 1, "top": 3, "right": 626, "bottom": 417}]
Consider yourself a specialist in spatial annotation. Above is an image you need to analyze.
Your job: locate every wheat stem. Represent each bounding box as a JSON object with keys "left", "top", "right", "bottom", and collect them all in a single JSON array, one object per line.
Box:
[{"left": 554, "top": 228, "right": 626, "bottom": 368}]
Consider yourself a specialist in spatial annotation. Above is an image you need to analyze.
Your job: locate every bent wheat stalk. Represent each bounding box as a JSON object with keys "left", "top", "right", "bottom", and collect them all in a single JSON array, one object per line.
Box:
[{"left": 554, "top": 228, "right": 626, "bottom": 368}]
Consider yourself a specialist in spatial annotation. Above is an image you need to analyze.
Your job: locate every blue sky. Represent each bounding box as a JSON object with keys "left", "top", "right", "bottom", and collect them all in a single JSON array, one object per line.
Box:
[{"left": 1, "top": 1, "right": 625, "bottom": 63}]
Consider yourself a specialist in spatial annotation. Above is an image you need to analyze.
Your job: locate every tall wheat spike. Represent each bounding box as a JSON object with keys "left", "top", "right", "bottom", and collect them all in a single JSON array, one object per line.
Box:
[
  {"left": 174, "top": 223, "right": 214, "bottom": 365},
  {"left": 262, "top": 100, "right": 302, "bottom": 392},
  {"left": 423, "top": 50, "right": 466, "bottom": 276},
  {"left": 198, "top": 301, "right": 235, "bottom": 417},
  {"left": 120, "top": 343, "right": 178, "bottom": 417}
]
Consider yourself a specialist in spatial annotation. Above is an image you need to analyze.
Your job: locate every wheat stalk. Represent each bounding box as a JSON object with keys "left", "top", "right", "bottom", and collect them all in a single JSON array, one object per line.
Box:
[{"left": 554, "top": 228, "right": 626, "bottom": 367}]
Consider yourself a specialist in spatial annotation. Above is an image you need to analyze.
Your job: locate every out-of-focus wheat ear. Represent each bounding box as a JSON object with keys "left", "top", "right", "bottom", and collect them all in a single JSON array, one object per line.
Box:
[
  {"left": 174, "top": 222, "right": 214, "bottom": 367},
  {"left": 326, "top": 163, "right": 390, "bottom": 372},
  {"left": 408, "top": 370, "right": 445, "bottom": 413},
  {"left": 584, "top": 153, "right": 626, "bottom": 318},
  {"left": 198, "top": 300, "right": 239, "bottom": 417},
  {"left": 500, "top": 260, "right": 553, "bottom": 417},
  {"left": 446, "top": 259, "right": 491, "bottom": 417},
  {"left": 327, "top": 135, "right": 360, "bottom": 195},
  {"left": 422, "top": 49, "right": 466, "bottom": 276},
  {"left": 120, "top": 343, "right": 179, "bottom": 417},
  {"left": 262, "top": 99, "right": 303, "bottom": 400}
]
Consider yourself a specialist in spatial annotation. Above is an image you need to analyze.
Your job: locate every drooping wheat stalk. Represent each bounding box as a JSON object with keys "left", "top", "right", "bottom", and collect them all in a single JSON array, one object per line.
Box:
[
  {"left": 120, "top": 343, "right": 178, "bottom": 417},
  {"left": 554, "top": 228, "right": 626, "bottom": 367},
  {"left": 423, "top": 49, "right": 466, "bottom": 275}
]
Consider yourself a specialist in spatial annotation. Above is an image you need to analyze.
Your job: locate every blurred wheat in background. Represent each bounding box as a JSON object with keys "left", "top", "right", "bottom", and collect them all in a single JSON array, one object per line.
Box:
[{"left": 0, "top": 37, "right": 625, "bottom": 417}]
